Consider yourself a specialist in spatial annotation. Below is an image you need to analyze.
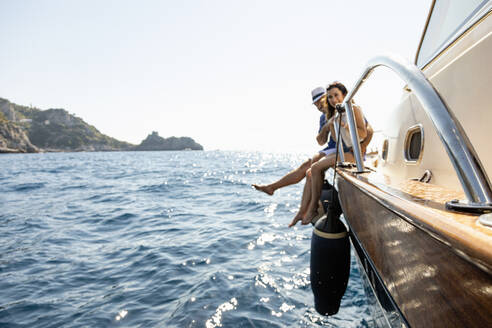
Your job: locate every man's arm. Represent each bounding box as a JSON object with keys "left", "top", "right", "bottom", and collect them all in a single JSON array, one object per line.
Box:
[
  {"left": 316, "top": 122, "right": 330, "bottom": 146},
  {"left": 327, "top": 115, "right": 337, "bottom": 144}
]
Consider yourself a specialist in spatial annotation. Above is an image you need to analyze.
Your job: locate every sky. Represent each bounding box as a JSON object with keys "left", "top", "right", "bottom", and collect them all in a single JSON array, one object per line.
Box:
[{"left": 0, "top": 0, "right": 431, "bottom": 152}]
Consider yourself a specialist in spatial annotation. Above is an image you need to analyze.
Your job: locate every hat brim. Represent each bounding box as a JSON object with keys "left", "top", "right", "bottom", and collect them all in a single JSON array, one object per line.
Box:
[{"left": 312, "top": 94, "right": 325, "bottom": 104}]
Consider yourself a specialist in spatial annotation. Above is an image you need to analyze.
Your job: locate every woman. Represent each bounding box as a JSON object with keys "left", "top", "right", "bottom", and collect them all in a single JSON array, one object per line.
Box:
[
  {"left": 253, "top": 86, "right": 337, "bottom": 195},
  {"left": 289, "top": 82, "right": 370, "bottom": 227}
]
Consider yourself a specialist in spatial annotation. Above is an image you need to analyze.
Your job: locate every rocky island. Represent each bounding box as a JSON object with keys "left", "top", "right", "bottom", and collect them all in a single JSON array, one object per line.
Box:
[
  {"left": 135, "top": 131, "right": 203, "bottom": 151},
  {"left": 0, "top": 98, "right": 203, "bottom": 153}
]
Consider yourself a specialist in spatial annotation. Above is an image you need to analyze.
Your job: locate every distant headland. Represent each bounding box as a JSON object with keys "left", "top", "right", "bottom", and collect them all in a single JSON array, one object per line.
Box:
[{"left": 0, "top": 98, "right": 203, "bottom": 153}]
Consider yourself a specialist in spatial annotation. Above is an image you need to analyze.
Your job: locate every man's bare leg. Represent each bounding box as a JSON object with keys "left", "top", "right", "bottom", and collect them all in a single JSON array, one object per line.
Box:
[{"left": 253, "top": 152, "right": 324, "bottom": 195}]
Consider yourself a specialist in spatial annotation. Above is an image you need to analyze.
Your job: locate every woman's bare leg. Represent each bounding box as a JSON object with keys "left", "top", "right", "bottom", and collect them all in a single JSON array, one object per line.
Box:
[
  {"left": 253, "top": 152, "right": 324, "bottom": 195},
  {"left": 289, "top": 169, "right": 312, "bottom": 227},
  {"left": 302, "top": 152, "right": 354, "bottom": 224},
  {"left": 302, "top": 154, "right": 336, "bottom": 224}
]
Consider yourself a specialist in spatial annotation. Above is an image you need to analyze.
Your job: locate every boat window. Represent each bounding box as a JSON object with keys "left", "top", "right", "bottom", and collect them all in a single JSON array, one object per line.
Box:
[
  {"left": 404, "top": 125, "right": 423, "bottom": 163},
  {"left": 381, "top": 139, "right": 389, "bottom": 161},
  {"left": 416, "top": 0, "right": 489, "bottom": 67}
]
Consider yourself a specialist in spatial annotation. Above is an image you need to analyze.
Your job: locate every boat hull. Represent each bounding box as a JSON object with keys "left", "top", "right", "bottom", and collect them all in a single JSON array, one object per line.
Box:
[
  {"left": 336, "top": 173, "right": 492, "bottom": 328},
  {"left": 349, "top": 228, "right": 408, "bottom": 328}
]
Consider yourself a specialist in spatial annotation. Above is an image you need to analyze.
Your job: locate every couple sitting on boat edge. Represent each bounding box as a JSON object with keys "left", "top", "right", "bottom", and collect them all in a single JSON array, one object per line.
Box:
[{"left": 253, "top": 82, "right": 373, "bottom": 227}]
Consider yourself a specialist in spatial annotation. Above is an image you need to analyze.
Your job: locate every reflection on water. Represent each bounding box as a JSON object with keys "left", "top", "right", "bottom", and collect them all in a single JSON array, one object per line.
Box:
[
  {"left": 0, "top": 151, "right": 372, "bottom": 327},
  {"left": 206, "top": 298, "right": 238, "bottom": 328}
]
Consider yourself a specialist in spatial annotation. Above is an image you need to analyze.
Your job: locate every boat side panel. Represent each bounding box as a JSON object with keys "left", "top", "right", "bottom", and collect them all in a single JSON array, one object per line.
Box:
[
  {"left": 426, "top": 28, "right": 492, "bottom": 185},
  {"left": 350, "top": 232, "right": 407, "bottom": 328},
  {"left": 378, "top": 13, "right": 492, "bottom": 193},
  {"left": 337, "top": 176, "right": 492, "bottom": 328}
]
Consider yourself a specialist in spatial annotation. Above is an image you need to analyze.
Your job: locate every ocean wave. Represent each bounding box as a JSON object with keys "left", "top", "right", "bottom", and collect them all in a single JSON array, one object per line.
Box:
[
  {"left": 138, "top": 183, "right": 172, "bottom": 193},
  {"left": 8, "top": 182, "right": 45, "bottom": 192},
  {"left": 0, "top": 151, "right": 371, "bottom": 327},
  {"left": 60, "top": 184, "right": 88, "bottom": 191}
]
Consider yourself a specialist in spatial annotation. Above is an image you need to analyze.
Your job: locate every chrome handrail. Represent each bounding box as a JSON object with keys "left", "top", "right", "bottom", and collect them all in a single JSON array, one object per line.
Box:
[
  {"left": 342, "top": 54, "right": 492, "bottom": 205},
  {"left": 332, "top": 116, "right": 345, "bottom": 163}
]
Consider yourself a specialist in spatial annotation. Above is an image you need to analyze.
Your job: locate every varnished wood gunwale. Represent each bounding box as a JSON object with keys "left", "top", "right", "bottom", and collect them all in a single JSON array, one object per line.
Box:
[
  {"left": 337, "top": 168, "right": 492, "bottom": 273},
  {"left": 336, "top": 168, "right": 492, "bottom": 327}
]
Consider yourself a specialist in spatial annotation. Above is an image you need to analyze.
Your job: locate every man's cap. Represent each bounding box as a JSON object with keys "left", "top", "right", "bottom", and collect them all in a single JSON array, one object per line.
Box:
[{"left": 311, "top": 87, "right": 326, "bottom": 104}]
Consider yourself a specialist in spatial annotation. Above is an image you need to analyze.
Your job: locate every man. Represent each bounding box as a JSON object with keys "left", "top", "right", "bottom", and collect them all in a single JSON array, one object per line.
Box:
[{"left": 252, "top": 87, "right": 336, "bottom": 196}]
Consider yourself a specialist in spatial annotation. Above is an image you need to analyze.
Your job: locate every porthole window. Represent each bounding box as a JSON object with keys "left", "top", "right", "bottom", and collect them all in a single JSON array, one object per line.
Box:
[
  {"left": 381, "top": 139, "right": 389, "bottom": 161},
  {"left": 404, "top": 125, "right": 424, "bottom": 163},
  {"left": 408, "top": 132, "right": 421, "bottom": 160}
]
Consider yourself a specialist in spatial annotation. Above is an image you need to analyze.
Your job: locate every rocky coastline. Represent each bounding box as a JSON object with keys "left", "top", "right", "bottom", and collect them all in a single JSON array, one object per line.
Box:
[{"left": 0, "top": 98, "right": 203, "bottom": 153}]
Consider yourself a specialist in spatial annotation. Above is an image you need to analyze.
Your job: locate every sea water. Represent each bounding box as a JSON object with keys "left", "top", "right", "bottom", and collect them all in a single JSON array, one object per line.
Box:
[{"left": 0, "top": 151, "right": 372, "bottom": 327}]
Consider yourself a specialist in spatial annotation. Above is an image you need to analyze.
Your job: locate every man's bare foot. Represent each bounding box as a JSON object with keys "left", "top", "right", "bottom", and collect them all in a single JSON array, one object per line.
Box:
[
  {"left": 289, "top": 211, "right": 304, "bottom": 227},
  {"left": 252, "top": 184, "right": 275, "bottom": 196},
  {"left": 302, "top": 208, "right": 318, "bottom": 225}
]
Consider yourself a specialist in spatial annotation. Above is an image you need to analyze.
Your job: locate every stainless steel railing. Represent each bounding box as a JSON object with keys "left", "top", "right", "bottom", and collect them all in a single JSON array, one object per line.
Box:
[
  {"left": 341, "top": 54, "right": 492, "bottom": 206},
  {"left": 332, "top": 117, "right": 345, "bottom": 163}
]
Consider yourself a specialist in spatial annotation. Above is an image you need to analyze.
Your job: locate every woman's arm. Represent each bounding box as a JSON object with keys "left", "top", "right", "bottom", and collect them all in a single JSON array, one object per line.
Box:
[
  {"left": 360, "top": 122, "right": 373, "bottom": 155},
  {"left": 328, "top": 106, "right": 367, "bottom": 147},
  {"left": 350, "top": 105, "right": 367, "bottom": 141}
]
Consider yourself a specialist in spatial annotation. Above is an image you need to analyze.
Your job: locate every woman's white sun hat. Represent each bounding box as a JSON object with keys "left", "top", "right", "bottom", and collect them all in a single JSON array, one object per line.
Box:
[{"left": 311, "top": 87, "right": 326, "bottom": 104}]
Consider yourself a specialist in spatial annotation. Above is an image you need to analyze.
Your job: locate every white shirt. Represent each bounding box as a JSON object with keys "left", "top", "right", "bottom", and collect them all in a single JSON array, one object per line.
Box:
[{"left": 336, "top": 113, "right": 353, "bottom": 148}]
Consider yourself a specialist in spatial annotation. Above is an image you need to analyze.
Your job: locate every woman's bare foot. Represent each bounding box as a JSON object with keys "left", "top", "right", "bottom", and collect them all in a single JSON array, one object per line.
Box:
[
  {"left": 302, "top": 208, "right": 318, "bottom": 225},
  {"left": 252, "top": 184, "right": 275, "bottom": 196},
  {"left": 289, "top": 211, "right": 304, "bottom": 227}
]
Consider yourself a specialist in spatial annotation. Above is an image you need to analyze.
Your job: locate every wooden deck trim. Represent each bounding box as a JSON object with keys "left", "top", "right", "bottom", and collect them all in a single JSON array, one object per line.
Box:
[{"left": 337, "top": 168, "right": 492, "bottom": 273}]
